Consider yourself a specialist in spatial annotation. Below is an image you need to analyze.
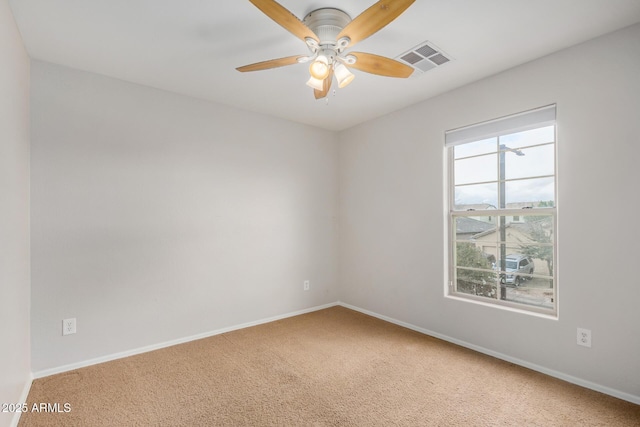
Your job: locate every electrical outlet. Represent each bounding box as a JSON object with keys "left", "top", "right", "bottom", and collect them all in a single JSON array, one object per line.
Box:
[
  {"left": 577, "top": 328, "right": 591, "bottom": 348},
  {"left": 303, "top": 280, "right": 310, "bottom": 291},
  {"left": 63, "top": 318, "right": 76, "bottom": 336}
]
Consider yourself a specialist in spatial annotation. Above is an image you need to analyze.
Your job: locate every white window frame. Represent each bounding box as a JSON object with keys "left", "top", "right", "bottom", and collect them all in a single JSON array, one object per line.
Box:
[{"left": 445, "top": 105, "right": 558, "bottom": 317}]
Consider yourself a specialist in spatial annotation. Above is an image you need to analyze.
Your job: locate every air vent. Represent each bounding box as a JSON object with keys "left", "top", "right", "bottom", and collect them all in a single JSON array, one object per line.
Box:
[
  {"left": 400, "top": 51, "right": 423, "bottom": 65},
  {"left": 415, "top": 44, "right": 437, "bottom": 58},
  {"left": 396, "top": 41, "right": 452, "bottom": 74}
]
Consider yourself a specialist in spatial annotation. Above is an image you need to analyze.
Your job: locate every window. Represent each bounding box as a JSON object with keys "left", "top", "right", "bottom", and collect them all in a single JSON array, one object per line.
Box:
[{"left": 446, "top": 105, "right": 557, "bottom": 316}]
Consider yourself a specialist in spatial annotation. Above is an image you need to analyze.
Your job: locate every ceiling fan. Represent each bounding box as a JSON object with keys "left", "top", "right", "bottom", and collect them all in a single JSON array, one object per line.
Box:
[{"left": 236, "top": 0, "right": 416, "bottom": 99}]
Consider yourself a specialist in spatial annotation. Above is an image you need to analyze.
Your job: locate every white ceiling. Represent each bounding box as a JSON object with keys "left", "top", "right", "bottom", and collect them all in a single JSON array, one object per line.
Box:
[{"left": 9, "top": 0, "right": 640, "bottom": 131}]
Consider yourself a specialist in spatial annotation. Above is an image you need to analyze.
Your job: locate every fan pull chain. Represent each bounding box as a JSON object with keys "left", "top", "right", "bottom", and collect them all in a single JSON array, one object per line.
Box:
[{"left": 325, "top": 88, "right": 338, "bottom": 105}]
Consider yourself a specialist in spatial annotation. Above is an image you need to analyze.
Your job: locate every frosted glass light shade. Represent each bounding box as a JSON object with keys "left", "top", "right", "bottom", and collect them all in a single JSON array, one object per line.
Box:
[
  {"left": 334, "top": 63, "right": 355, "bottom": 88},
  {"left": 306, "top": 76, "right": 325, "bottom": 91},
  {"left": 309, "top": 55, "right": 330, "bottom": 80}
]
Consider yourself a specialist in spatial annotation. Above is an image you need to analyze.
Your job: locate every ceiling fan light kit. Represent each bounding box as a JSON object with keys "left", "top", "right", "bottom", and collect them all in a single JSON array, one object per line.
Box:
[
  {"left": 306, "top": 75, "right": 325, "bottom": 91},
  {"left": 237, "top": 0, "right": 416, "bottom": 100},
  {"left": 309, "top": 50, "right": 332, "bottom": 80},
  {"left": 334, "top": 63, "right": 355, "bottom": 88}
]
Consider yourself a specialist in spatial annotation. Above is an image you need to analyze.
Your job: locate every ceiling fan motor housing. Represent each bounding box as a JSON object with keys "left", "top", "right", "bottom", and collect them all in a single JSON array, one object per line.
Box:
[{"left": 303, "top": 8, "right": 351, "bottom": 46}]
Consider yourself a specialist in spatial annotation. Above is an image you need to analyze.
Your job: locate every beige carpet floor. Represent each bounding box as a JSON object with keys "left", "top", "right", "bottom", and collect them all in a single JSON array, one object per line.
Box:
[{"left": 19, "top": 306, "right": 640, "bottom": 426}]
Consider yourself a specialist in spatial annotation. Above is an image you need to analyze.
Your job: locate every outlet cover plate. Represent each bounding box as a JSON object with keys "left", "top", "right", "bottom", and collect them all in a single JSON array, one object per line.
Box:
[
  {"left": 577, "top": 328, "right": 591, "bottom": 348},
  {"left": 63, "top": 318, "right": 77, "bottom": 336}
]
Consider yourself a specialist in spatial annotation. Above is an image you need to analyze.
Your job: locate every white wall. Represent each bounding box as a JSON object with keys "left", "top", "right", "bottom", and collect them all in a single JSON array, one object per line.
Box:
[
  {"left": 338, "top": 24, "right": 640, "bottom": 401},
  {"left": 0, "top": 1, "right": 31, "bottom": 426},
  {"left": 30, "top": 61, "right": 338, "bottom": 372}
]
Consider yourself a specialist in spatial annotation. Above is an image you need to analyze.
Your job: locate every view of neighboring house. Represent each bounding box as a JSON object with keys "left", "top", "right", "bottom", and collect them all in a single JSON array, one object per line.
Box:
[
  {"left": 467, "top": 217, "right": 554, "bottom": 277},
  {"left": 455, "top": 217, "right": 495, "bottom": 241}
]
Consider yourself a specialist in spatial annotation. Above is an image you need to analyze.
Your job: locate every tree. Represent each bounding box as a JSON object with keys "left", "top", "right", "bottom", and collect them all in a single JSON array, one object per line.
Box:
[
  {"left": 519, "top": 219, "right": 553, "bottom": 277},
  {"left": 455, "top": 242, "right": 497, "bottom": 298}
]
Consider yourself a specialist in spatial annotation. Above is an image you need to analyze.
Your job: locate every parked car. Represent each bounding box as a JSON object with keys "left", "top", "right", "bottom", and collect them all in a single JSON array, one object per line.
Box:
[{"left": 497, "top": 254, "right": 534, "bottom": 286}]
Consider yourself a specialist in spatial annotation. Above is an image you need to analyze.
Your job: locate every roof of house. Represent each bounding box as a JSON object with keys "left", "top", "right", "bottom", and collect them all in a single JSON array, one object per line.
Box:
[
  {"left": 456, "top": 217, "right": 495, "bottom": 234},
  {"left": 470, "top": 217, "right": 553, "bottom": 239}
]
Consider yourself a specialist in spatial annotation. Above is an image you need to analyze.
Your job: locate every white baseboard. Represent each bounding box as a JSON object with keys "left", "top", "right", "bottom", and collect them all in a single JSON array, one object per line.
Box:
[
  {"left": 10, "top": 373, "right": 33, "bottom": 427},
  {"left": 338, "top": 301, "right": 640, "bottom": 406},
  {"left": 30, "top": 300, "right": 639, "bottom": 406},
  {"left": 33, "top": 302, "right": 339, "bottom": 379}
]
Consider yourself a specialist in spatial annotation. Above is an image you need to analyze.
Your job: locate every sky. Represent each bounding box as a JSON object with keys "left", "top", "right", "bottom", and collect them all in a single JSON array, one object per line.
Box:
[{"left": 454, "top": 126, "right": 555, "bottom": 207}]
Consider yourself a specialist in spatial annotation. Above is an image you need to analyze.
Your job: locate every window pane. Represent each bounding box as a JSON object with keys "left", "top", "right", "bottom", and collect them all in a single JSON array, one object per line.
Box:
[
  {"left": 469, "top": 216, "right": 553, "bottom": 266},
  {"left": 455, "top": 268, "right": 498, "bottom": 299},
  {"left": 503, "top": 278, "right": 554, "bottom": 309},
  {"left": 454, "top": 183, "right": 497, "bottom": 208},
  {"left": 454, "top": 216, "right": 496, "bottom": 241},
  {"left": 505, "top": 144, "right": 555, "bottom": 180},
  {"left": 500, "top": 125, "right": 554, "bottom": 149},
  {"left": 455, "top": 242, "right": 498, "bottom": 299},
  {"left": 455, "top": 153, "right": 497, "bottom": 185},
  {"left": 503, "top": 216, "right": 554, "bottom": 245},
  {"left": 454, "top": 137, "right": 496, "bottom": 159},
  {"left": 499, "top": 245, "right": 551, "bottom": 273},
  {"left": 505, "top": 177, "right": 555, "bottom": 206},
  {"left": 473, "top": 244, "right": 498, "bottom": 266},
  {"left": 455, "top": 242, "right": 495, "bottom": 269}
]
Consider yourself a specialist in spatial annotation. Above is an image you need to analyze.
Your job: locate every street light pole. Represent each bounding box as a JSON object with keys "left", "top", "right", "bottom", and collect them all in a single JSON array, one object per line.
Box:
[
  {"left": 498, "top": 143, "right": 524, "bottom": 300},
  {"left": 499, "top": 145, "right": 506, "bottom": 300}
]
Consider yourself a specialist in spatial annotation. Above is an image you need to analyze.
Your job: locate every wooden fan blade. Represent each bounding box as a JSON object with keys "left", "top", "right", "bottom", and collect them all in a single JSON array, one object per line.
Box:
[
  {"left": 314, "top": 69, "right": 334, "bottom": 99},
  {"left": 349, "top": 52, "right": 414, "bottom": 78},
  {"left": 249, "top": 0, "right": 318, "bottom": 43},
  {"left": 236, "top": 55, "right": 303, "bottom": 72},
  {"left": 337, "top": 0, "right": 415, "bottom": 47}
]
